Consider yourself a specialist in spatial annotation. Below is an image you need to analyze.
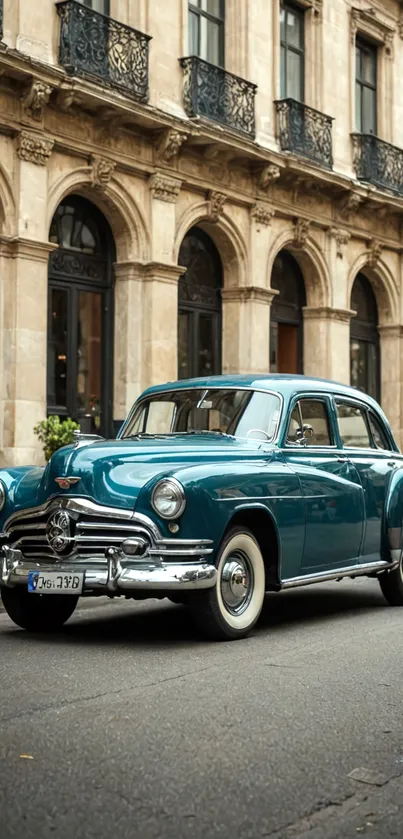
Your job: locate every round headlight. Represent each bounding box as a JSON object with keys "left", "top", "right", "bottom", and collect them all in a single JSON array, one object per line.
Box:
[
  {"left": 151, "top": 478, "right": 186, "bottom": 520},
  {"left": 0, "top": 480, "right": 7, "bottom": 512}
]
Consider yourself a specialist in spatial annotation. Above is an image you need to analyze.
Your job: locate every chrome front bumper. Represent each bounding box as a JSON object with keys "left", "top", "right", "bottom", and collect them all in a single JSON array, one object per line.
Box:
[{"left": 0, "top": 546, "right": 217, "bottom": 593}]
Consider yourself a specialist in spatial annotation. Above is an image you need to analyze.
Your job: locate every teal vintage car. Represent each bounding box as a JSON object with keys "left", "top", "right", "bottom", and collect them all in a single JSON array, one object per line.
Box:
[{"left": 1, "top": 374, "right": 403, "bottom": 641}]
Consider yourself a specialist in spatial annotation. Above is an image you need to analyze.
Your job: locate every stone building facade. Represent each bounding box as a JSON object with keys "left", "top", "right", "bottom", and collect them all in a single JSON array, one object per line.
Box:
[{"left": 1, "top": 0, "right": 403, "bottom": 464}]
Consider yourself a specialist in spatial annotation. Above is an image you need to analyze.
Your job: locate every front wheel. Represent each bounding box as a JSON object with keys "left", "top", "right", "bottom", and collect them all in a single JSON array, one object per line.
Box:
[
  {"left": 1, "top": 585, "right": 78, "bottom": 631},
  {"left": 379, "top": 554, "right": 403, "bottom": 606},
  {"left": 189, "top": 527, "right": 266, "bottom": 641}
]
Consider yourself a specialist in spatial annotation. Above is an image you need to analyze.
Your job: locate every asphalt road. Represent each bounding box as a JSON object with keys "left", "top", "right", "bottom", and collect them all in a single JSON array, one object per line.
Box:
[{"left": 0, "top": 579, "right": 403, "bottom": 839}]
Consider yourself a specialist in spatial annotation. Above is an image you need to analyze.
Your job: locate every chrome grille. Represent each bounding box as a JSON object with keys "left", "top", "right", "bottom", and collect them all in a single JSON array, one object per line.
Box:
[{"left": 6, "top": 508, "right": 152, "bottom": 560}]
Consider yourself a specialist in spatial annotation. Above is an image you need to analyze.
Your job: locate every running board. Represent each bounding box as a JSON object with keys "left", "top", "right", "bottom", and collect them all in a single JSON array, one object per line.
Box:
[{"left": 281, "top": 559, "right": 399, "bottom": 590}]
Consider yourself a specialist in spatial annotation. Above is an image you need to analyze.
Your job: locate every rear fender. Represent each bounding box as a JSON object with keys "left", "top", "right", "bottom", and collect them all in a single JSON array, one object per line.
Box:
[{"left": 384, "top": 468, "right": 403, "bottom": 561}]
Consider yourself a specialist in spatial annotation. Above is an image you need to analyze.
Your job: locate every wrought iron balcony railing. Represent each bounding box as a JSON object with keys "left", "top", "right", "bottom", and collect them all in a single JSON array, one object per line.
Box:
[
  {"left": 179, "top": 56, "right": 257, "bottom": 138},
  {"left": 56, "top": 0, "right": 151, "bottom": 102},
  {"left": 352, "top": 133, "right": 403, "bottom": 196},
  {"left": 275, "top": 98, "right": 334, "bottom": 170}
]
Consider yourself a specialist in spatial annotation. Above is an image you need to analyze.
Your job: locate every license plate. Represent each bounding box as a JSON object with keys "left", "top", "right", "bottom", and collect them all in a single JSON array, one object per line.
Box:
[{"left": 28, "top": 571, "right": 83, "bottom": 594}]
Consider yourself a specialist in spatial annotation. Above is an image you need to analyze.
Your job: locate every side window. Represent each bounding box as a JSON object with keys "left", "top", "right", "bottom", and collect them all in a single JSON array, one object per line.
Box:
[
  {"left": 336, "top": 402, "right": 371, "bottom": 448},
  {"left": 368, "top": 411, "right": 390, "bottom": 451},
  {"left": 286, "top": 399, "right": 332, "bottom": 447}
]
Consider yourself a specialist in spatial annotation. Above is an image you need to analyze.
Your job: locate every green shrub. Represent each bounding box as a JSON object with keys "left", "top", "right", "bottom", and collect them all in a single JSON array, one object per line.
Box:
[{"left": 34, "top": 416, "right": 80, "bottom": 462}]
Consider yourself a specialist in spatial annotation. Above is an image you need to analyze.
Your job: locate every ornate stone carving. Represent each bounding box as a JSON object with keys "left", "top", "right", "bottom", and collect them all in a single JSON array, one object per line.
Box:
[
  {"left": 293, "top": 218, "right": 311, "bottom": 248},
  {"left": 208, "top": 191, "right": 227, "bottom": 222},
  {"left": 17, "top": 131, "right": 54, "bottom": 165},
  {"left": 367, "top": 238, "right": 383, "bottom": 268},
  {"left": 57, "top": 84, "right": 81, "bottom": 112},
  {"left": 329, "top": 227, "right": 351, "bottom": 259},
  {"left": 150, "top": 172, "right": 182, "bottom": 203},
  {"left": 155, "top": 128, "right": 188, "bottom": 164},
  {"left": 251, "top": 203, "right": 275, "bottom": 227},
  {"left": 384, "top": 31, "right": 395, "bottom": 59},
  {"left": 312, "top": 0, "right": 323, "bottom": 22},
  {"left": 399, "top": 11, "right": 403, "bottom": 40},
  {"left": 258, "top": 164, "right": 281, "bottom": 191},
  {"left": 91, "top": 155, "right": 116, "bottom": 189},
  {"left": 338, "top": 191, "right": 362, "bottom": 219},
  {"left": 22, "top": 80, "right": 52, "bottom": 121}
]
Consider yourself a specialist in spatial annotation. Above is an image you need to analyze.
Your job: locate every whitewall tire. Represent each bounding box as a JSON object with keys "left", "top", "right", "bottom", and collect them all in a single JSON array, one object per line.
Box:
[{"left": 189, "top": 527, "right": 266, "bottom": 641}]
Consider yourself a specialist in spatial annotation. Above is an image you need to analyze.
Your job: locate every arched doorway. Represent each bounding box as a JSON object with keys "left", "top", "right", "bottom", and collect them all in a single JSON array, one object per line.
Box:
[
  {"left": 178, "top": 226, "right": 222, "bottom": 379},
  {"left": 47, "top": 195, "right": 115, "bottom": 435},
  {"left": 270, "top": 250, "right": 306, "bottom": 373},
  {"left": 350, "top": 272, "right": 380, "bottom": 401}
]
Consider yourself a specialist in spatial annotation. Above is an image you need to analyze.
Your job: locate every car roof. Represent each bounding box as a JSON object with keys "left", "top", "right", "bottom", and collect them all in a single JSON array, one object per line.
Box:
[{"left": 142, "top": 374, "right": 382, "bottom": 411}]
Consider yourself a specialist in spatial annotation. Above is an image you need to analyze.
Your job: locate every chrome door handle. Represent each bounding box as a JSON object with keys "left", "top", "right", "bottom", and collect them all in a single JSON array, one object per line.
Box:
[
  {"left": 388, "top": 461, "right": 396, "bottom": 467},
  {"left": 337, "top": 457, "right": 348, "bottom": 463}
]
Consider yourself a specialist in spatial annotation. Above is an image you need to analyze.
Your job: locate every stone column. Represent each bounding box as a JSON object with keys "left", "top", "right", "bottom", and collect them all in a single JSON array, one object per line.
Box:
[
  {"left": 144, "top": 171, "right": 185, "bottom": 389},
  {"left": 113, "top": 261, "right": 145, "bottom": 422},
  {"left": 221, "top": 287, "right": 276, "bottom": 375},
  {"left": 141, "top": 262, "right": 185, "bottom": 389},
  {"left": 0, "top": 130, "right": 54, "bottom": 466},
  {"left": 303, "top": 306, "right": 355, "bottom": 382},
  {"left": 0, "top": 237, "right": 56, "bottom": 467},
  {"left": 378, "top": 325, "right": 401, "bottom": 445}
]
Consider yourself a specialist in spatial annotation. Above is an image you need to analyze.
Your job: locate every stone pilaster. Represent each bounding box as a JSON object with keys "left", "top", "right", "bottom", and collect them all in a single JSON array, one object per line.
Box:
[
  {"left": 303, "top": 306, "right": 355, "bottom": 382},
  {"left": 0, "top": 237, "right": 56, "bottom": 466},
  {"left": 221, "top": 287, "right": 277, "bottom": 375},
  {"left": 378, "top": 325, "right": 402, "bottom": 446}
]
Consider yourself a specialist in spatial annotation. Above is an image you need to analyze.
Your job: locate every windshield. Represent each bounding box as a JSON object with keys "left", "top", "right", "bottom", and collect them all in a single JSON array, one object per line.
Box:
[{"left": 121, "top": 388, "right": 282, "bottom": 442}]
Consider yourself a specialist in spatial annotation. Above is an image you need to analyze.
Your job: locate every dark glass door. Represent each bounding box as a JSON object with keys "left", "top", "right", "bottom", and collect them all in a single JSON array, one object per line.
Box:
[
  {"left": 48, "top": 197, "right": 114, "bottom": 436},
  {"left": 178, "top": 226, "right": 222, "bottom": 379},
  {"left": 270, "top": 250, "right": 306, "bottom": 374}
]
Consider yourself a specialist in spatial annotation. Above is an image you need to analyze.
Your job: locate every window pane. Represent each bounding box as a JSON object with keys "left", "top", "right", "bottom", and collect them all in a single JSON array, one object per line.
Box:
[
  {"left": 280, "top": 8, "right": 286, "bottom": 42},
  {"left": 366, "top": 342, "right": 378, "bottom": 399},
  {"left": 286, "top": 404, "right": 302, "bottom": 444},
  {"left": 82, "top": 0, "right": 110, "bottom": 14},
  {"left": 235, "top": 392, "right": 282, "bottom": 441},
  {"left": 300, "top": 400, "right": 331, "bottom": 447},
  {"left": 189, "top": 10, "right": 199, "bottom": 55},
  {"left": 200, "top": 16, "right": 222, "bottom": 64},
  {"left": 200, "top": 0, "right": 222, "bottom": 17},
  {"left": 280, "top": 45, "right": 287, "bottom": 98},
  {"left": 286, "top": 49, "right": 303, "bottom": 101},
  {"left": 48, "top": 289, "right": 68, "bottom": 409},
  {"left": 355, "top": 46, "right": 361, "bottom": 79},
  {"left": 198, "top": 315, "right": 215, "bottom": 377},
  {"left": 350, "top": 339, "right": 366, "bottom": 393},
  {"left": 362, "top": 86, "right": 376, "bottom": 133},
  {"left": 355, "top": 81, "right": 362, "bottom": 131},
  {"left": 146, "top": 401, "right": 175, "bottom": 434},
  {"left": 284, "top": 8, "right": 303, "bottom": 49},
  {"left": 337, "top": 403, "right": 372, "bottom": 448},
  {"left": 368, "top": 413, "right": 388, "bottom": 450},
  {"left": 178, "top": 312, "right": 190, "bottom": 380},
  {"left": 362, "top": 48, "right": 376, "bottom": 85},
  {"left": 77, "top": 291, "right": 102, "bottom": 431}
]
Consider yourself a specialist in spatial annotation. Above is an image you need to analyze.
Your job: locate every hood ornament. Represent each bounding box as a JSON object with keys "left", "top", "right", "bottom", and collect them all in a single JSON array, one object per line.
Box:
[{"left": 55, "top": 477, "right": 81, "bottom": 490}]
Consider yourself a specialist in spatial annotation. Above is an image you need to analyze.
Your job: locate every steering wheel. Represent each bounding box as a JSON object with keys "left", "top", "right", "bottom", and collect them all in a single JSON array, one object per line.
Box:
[{"left": 246, "top": 428, "right": 270, "bottom": 441}]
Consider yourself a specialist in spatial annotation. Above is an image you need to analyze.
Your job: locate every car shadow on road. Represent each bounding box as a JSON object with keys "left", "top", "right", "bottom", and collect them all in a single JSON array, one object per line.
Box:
[{"left": 1, "top": 580, "right": 389, "bottom": 648}]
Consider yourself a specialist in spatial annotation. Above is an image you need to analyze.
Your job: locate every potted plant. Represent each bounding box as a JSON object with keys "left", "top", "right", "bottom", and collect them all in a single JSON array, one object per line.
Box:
[{"left": 34, "top": 416, "right": 80, "bottom": 462}]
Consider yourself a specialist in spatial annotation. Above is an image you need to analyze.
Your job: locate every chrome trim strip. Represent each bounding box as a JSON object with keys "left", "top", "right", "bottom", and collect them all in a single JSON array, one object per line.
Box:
[{"left": 281, "top": 559, "right": 399, "bottom": 589}]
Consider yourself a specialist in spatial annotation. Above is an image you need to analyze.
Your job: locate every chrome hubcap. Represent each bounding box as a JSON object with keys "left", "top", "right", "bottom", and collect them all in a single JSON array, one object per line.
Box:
[{"left": 221, "top": 550, "right": 253, "bottom": 615}]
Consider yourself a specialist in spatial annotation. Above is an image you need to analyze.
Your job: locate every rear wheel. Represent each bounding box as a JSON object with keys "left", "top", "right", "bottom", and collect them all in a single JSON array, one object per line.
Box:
[
  {"left": 189, "top": 527, "right": 266, "bottom": 641},
  {"left": 1, "top": 585, "right": 78, "bottom": 631},
  {"left": 378, "top": 554, "right": 403, "bottom": 606}
]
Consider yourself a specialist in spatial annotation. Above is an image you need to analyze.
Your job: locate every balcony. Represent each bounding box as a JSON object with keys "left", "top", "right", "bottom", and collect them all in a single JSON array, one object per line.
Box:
[
  {"left": 275, "top": 99, "right": 334, "bottom": 170},
  {"left": 352, "top": 134, "right": 403, "bottom": 196},
  {"left": 179, "top": 56, "right": 257, "bottom": 138},
  {"left": 56, "top": 0, "right": 151, "bottom": 102}
]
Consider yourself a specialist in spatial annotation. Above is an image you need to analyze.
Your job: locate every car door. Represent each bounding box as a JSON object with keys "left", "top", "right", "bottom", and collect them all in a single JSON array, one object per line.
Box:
[
  {"left": 334, "top": 398, "right": 398, "bottom": 563},
  {"left": 282, "top": 395, "right": 365, "bottom": 573}
]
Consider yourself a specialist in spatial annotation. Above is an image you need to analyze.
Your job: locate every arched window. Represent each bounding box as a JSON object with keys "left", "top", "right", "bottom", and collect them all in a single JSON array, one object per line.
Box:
[
  {"left": 178, "top": 226, "right": 222, "bottom": 379},
  {"left": 350, "top": 272, "right": 380, "bottom": 400},
  {"left": 48, "top": 196, "right": 115, "bottom": 435},
  {"left": 270, "top": 250, "right": 306, "bottom": 373}
]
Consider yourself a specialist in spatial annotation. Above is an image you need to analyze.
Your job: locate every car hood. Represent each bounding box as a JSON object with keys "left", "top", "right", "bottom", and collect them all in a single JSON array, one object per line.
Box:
[{"left": 14, "top": 434, "right": 273, "bottom": 512}]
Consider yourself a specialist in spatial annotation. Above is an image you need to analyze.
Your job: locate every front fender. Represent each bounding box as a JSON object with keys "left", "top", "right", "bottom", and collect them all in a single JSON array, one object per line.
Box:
[
  {"left": 384, "top": 468, "right": 403, "bottom": 558},
  {"left": 0, "top": 466, "right": 45, "bottom": 529}
]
